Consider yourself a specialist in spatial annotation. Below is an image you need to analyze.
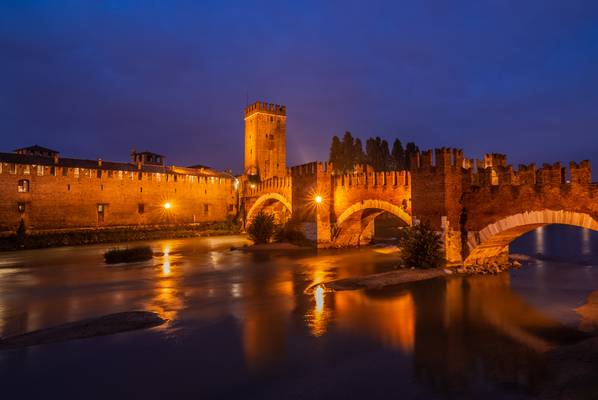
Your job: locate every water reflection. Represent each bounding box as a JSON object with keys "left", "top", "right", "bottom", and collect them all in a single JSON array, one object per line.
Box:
[
  {"left": 0, "top": 233, "right": 595, "bottom": 399},
  {"left": 582, "top": 228, "right": 591, "bottom": 256}
]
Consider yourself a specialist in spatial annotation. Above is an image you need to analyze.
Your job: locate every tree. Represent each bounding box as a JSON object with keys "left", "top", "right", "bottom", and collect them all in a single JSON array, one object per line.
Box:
[
  {"left": 341, "top": 132, "right": 355, "bottom": 172},
  {"left": 405, "top": 142, "right": 420, "bottom": 170},
  {"left": 247, "top": 212, "right": 276, "bottom": 244},
  {"left": 391, "top": 139, "right": 405, "bottom": 170},
  {"left": 380, "top": 139, "right": 391, "bottom": 171},
  {"left": 353, "top": 138, "right": 366, "bottom": 165},
  {"left": 398, "top": 222, "right": 445, "bottom": 269},
  {"left": 329, "top": 135, "right": 343, "bottom": 172},
  {"left": 366, "top": 137, "right": 392, "bottom": 171}
]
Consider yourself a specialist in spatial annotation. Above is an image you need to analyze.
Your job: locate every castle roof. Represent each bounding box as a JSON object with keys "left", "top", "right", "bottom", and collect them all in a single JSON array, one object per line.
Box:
[{"left": 0, "top": 152, "right": 231, "bottom": 178}]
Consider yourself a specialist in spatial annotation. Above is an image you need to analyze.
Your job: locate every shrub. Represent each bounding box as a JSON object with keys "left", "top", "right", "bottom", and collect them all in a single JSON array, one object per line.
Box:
[
  {"left": 398, "top": 222, "right": 445, "bottom": 269},
  {"left": 275, "top": 217, "right": 309, "bottom": 246},
  {"left": 104, "top": 246, "right": 153, "bottom": 264},
  {"left": 247, "top": 212, "right": 276, "bottom": 244}
]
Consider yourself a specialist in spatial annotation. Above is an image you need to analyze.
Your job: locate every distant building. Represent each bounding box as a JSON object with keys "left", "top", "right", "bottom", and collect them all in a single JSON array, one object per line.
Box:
[{"left": 0, "top": 145, "right": 237, "bottom": 233}]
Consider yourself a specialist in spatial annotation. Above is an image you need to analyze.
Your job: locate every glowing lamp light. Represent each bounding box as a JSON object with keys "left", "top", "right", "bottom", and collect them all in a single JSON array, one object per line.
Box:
[
  {"left": 314, "top": 195, "right": 323, "bottom": 204},
  {"left": 164, "top": 202, "right": 172, "bottom": 210}
]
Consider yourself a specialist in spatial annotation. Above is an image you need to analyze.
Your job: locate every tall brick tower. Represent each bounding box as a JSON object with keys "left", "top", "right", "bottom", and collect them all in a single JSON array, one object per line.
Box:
[{"left": 244, "top": 101, "right": 286, "bottom": 180}]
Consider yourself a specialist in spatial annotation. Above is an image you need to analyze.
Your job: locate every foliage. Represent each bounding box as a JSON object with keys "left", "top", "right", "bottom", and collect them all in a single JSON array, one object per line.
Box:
[
  {"left": 328, "top": 132, "right": 420, "bottom": 172},
  {"left": 398, "top": 222, "right": 445, "bottom": 269},
  {"left": 247, "top": 211, "right": 276, "bottom": 244},
  {"left": 104, "top": 246, "right": 154, "bottom": 264},
  {"left": 275, "top": 217, "right": 310, "bottom": 246}
]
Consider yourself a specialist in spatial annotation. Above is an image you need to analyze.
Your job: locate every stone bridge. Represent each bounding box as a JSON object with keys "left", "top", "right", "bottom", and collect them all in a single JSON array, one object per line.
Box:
[{"left": 244, "top": 148, "right": 598, "bottom": 266}]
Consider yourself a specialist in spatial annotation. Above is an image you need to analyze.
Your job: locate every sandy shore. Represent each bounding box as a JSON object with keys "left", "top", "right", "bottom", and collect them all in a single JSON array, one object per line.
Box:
[
  {"left": 0, "top": 311, "right": 166, "bottom": 350},
  {"left": 314, "top": 268, "right": 448, "bottom": 292}
]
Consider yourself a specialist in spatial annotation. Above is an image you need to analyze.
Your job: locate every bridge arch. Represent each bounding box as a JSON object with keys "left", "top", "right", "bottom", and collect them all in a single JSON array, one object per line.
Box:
[
  {"left": 333, "top": 199, "right": 412, "bottom": 246},
  {"left": 246, "top": 192, "right": 292, "bottom": 224},
  {"left": 465, "top": 209, "right": 598, "bottom": 265}
]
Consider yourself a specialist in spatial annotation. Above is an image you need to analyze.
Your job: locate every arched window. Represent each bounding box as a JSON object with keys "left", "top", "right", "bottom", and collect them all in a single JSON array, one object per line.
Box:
[{"left": 17, "top": 179, "right": 29, "bottom": 193}]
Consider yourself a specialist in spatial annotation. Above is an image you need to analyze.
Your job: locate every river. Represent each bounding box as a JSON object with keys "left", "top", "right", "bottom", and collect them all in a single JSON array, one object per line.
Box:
[{"left": 0, "top": 226, "right": 597, "bottom": 399}]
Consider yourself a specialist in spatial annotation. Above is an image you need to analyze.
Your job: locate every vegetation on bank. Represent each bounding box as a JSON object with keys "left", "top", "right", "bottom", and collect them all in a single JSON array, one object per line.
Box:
[
  {"left": 247, "top": 212, "right": 310, "bottom": 246},
  {"left": 328, "top": 131, "right": 420, "bottom": 173},
  {"left": 398, "top": 222, "right": 445, "bottom": 269},
  {"left": 104, "top": 246, "right": 154, "bottom": 264},
  {"left": 0, "top": 220, "right": 241, "bottom": 251}
]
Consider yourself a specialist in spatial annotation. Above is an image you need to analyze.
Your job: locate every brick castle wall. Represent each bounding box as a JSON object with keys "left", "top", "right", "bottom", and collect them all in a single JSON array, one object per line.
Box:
[{"left": 0, "top": 162, "right": 237, "bottom": 233}]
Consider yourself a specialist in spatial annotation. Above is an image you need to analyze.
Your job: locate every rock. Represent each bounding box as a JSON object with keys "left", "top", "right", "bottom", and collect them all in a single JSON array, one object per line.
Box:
[{"left": 443, "top": 269, "right": 453, "bottom": 274}]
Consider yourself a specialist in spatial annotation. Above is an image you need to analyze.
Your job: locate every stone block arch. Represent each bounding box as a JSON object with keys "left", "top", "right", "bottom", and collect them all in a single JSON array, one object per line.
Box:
[
  {"left": 245, "top": 193, "right": 292, "bottom": 224},
  {"left": 332, "top": 199, "right": 412, "bottom": 246},
  {"left": 465, "top": 209, "right": 598, "bottom": 265}
]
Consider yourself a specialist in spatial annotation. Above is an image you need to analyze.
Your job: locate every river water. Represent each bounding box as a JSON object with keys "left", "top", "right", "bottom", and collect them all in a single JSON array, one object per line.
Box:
[{"left": 0, "top": 226, "right": 597, "bottom": 399}]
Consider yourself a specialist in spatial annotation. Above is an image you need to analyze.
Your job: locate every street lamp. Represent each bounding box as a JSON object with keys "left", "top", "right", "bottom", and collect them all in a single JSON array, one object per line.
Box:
[
  {"left": 314, "top": 195, "right": 323, "bottom": 204},
  {"left": 164, "top": 202, "right": 172, "bottom": 210}
]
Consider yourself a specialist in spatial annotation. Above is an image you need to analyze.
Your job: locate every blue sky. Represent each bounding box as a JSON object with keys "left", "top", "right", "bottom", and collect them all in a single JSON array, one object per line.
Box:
[{"left": 1, "top": 0, "right": 597, "bottom": 173}]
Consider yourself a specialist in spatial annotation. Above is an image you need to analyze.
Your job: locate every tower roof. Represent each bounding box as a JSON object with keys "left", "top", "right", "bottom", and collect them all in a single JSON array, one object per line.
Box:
[{"left": 244, "top": 101, "right": 286, "bottom": 117}]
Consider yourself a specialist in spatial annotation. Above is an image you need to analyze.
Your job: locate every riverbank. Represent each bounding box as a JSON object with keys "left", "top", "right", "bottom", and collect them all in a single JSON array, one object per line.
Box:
[
  {"left": 0, "top": 311, "right": 166, "bottom": 350},
  {"left": 311, "top": 268, "right": 448, "bottom": 292},
  {"left": 0, "top": 221, "right": 240, "bottom": 251}
]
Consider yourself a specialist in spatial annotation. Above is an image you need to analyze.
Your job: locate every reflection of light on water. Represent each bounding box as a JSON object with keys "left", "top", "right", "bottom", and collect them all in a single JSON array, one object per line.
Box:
[
  {"left": 307, "top": 285, "right": 330, "bottom": 337},
  {"left": 535, "top": 226, "right": 545, "bottom": 255},
  {"left": 582, "top": 228, "right": 591, "bottom": 255},
  {"left": 231, "top": 282, "right": 242, "bottom": 298},
  {"left": 333, "top": 291, "right": 415, "bottom": 353},
  {"left": 315, "top": 285, "right": 324, "bottom": 312}
]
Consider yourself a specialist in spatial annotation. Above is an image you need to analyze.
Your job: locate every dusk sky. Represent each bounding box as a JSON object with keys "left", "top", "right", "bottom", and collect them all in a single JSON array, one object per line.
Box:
[{"left": 2, "top": 0, "right": 598, "bottom": 173}]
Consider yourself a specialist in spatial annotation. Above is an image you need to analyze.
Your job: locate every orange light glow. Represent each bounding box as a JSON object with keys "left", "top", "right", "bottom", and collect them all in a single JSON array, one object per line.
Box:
[
  {"left": 314, "top": 195, "right": 323, "bottom": 204},
  {"left": 164, "top": 202, "right": 172, "bottom": 210}
]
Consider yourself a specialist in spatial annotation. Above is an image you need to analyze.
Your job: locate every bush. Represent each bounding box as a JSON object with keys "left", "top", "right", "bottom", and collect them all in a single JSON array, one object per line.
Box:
[
  {"left": 104, "top": 246, "right": 154, "bottom": 264},
  {"left": 398, "top": 222, "right": 445, "bottom": 269},
  {"left": 247, "top": 212, "right": 276, "bottom": 244},
  {"left": 275, "top": 217, "right": 309, "bottom": 246}
]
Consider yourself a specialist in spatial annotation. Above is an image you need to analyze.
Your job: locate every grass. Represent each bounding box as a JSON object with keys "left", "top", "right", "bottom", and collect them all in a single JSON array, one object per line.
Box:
[{"left": 104, "top": 246, "right": 153, "bottom": 264}]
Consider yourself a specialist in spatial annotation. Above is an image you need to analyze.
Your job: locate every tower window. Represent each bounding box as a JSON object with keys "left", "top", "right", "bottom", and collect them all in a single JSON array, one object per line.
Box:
[
  {"left": 17, "top": 202, "right": 26, "bottom": 213},
  {"left": 138, "top": 203, "right": 145, "bottom": 214}
]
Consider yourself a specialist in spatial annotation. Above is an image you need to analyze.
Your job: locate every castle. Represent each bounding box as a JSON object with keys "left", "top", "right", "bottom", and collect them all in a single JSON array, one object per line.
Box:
[
  {"left": 2, "top": 100, "right": 596, "bottom": 265},
  {"left": 0, "top": 145, "right": 238, "bottom": 235}
]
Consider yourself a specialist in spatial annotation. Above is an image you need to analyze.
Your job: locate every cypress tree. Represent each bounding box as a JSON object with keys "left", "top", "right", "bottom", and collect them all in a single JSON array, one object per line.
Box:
[
  {"left": 391, "top": 139, "right": 405, "bottom": 170},
  {"left": 329, "top": 135, "right": 343, "bottom": 172},
  {"left": 341, "top": 132, "right": 355, "bottom": 172}
]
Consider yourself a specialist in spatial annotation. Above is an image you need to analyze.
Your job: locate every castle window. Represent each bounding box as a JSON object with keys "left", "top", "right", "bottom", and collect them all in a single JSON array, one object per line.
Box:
[
  {"left": 97, "top": 169, "right": 102, "bottom": 178},
  {"left": 203, "top": 204, "right": 210, "bottom": 216},
  {"left": 118, "top": 171, "right": 123, "bottom": 180},
  {"left": 138, "top": 203, "right": 145, "bottom": 214},
  {"left": 138, "top": 172, "right": 143, "bottom": 180},
  {"left": 17, "top": 179, "right": 29, "bottom": 193},
  {"left": 50, "top": 166, "right": 56, "bottom": 176},
  {"left": 74, "top": 168, "right": 79, "bottom": 178},
  {"left": 37, "top": 165, "right": 44, "bottom": 176},
  {"left": 108, "top": 170, "right": 113, "bottom": 178},
  {"left": 140, "top": 187, "right": 143, "bottom": 192},
  {"left": 97, "top": 204, "right": 106, "bottom": 223},
  {"left": 67, "top": 184, "right": 70, "bottom": 191},
  {"left": 9, "top": 164, "right": 17, "bottom": 174},
  {"left": 62, "top": 167, "right": 68, "bottom": 176},
  {"left": 24, "top": 165, "right": 30, "bottom": 175},
  {"left": 17, "top": 202, "right": 26, "bottom": 213}
]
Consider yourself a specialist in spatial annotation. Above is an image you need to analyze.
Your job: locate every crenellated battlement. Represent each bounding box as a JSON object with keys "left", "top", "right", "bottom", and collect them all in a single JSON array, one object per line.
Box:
[
  {"left": 244, "top": 101, "right": 286, "bottom": 117},
  {"left": 332, "top": 170, "right": 410, "bottom": 188},
  {"left": 246, "top": 175, "right": 293, "bottom": 196},
  {"left": 290, "top": 161, "right": 333, "bottom": 177},
  {"left": 410, "top": 148, "right": 465, "bottom": 170},
  {"left": 467, "top": 160, "right": 592, "bottom": 188}
]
